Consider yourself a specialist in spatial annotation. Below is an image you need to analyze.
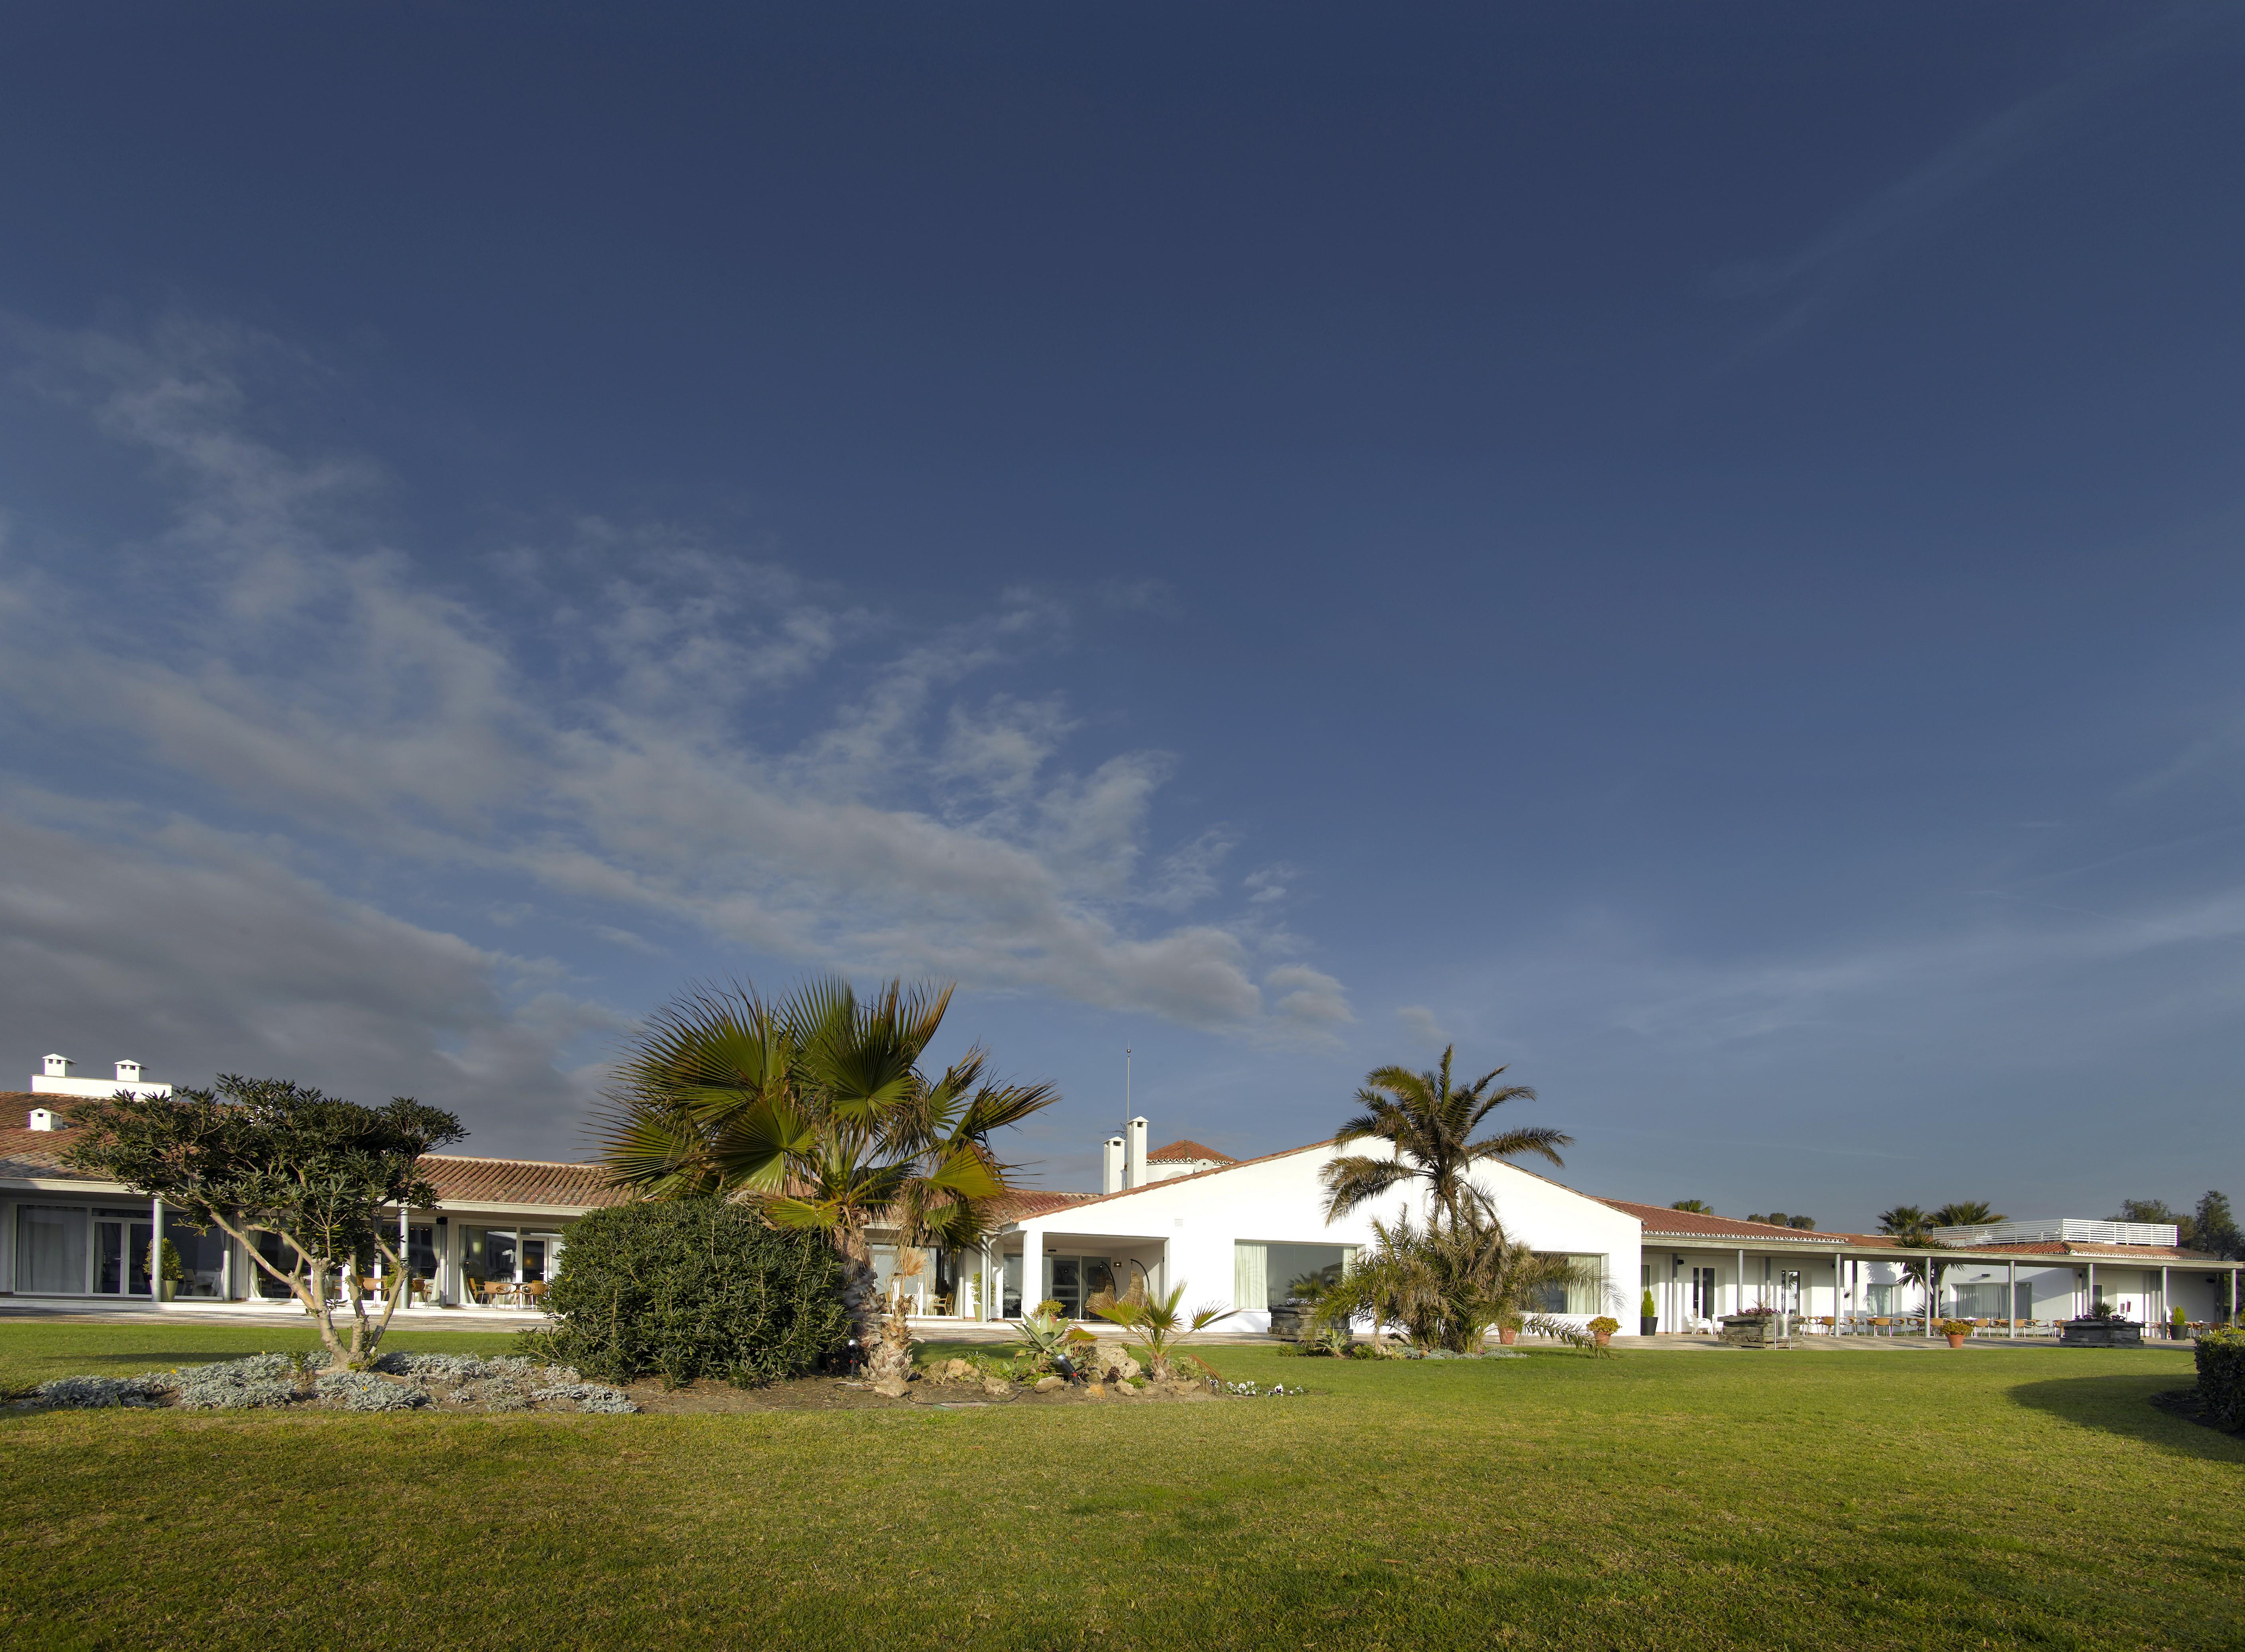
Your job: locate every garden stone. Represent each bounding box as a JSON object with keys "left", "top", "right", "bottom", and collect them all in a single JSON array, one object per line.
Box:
[
  {"left": 1088, "top": 1339, "right": 1142, "bottom": 1383},
  {"left": 872, "top": 1375, "right": 911, "bottom": 1398},
  {"left": 981, "top": 1378, "right": 1013, "bottom": 1397},
  {"left": 1034, "top": 1375, "right": 1065, "bottom": 1392}
]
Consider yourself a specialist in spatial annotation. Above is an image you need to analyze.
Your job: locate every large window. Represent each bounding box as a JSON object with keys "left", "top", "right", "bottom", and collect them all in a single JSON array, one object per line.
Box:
[
  {"left": 460, "top": 1226, "right": 564, "bottom": 1303},
  {"left": 93, "top": 1214, "right": 154, "bottom": 1295},
  {"left": 1529, "top": 1253, "right": 1606, "bottom": 1316},
  {"left": 1232, "top": 1242, "right": 1358, "bottom": 1310},
  {"left": 16, "top": 1205, "right": 88, "bottom": 1295},
  {"left": 166, "top": 1218, "right": 230, "bottom": 1299}
]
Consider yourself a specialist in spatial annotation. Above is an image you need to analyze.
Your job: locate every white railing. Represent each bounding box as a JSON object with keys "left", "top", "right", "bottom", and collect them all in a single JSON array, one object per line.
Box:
[{"left": 1927, "top": 1218, "right": 2178, "bottom": 1248}]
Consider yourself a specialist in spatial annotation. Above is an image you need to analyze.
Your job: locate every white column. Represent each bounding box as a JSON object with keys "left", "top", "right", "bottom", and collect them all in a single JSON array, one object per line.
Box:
[
  {"left": 2086, "top": 1260, "right": 2096, "bottom": 1316},
  {"left": 1020, "top": 1228, "right": 1042, "bottom": 1320},
  {"left": 1735, "top": 1248, "right": 1744, "bottom": 1317},
  {"left": 399, "top": 1206, "right": 412, "bottom": 1309},
  {"left": 443, "top": 1220, "right": 460, "bottom": 1306},
  {"left": 151, "top": 1197, "right": 167, "bottom": 1309},
  {"left": 2160, "top": 1264, "right": 2169, "bottom": 1337},
  {"left": 2009, "top": 1259, "right": 2018, "bottom": 1340}
]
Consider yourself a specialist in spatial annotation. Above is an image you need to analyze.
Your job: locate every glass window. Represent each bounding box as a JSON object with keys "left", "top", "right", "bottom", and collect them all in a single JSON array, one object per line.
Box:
[
  {"left": 93, "top": 1216, "right": 154, "bottom": 1295},
  {"left": 1530, "top": 1253, "right": 1606, "bottom": 1315},
  {"left": 1000, "top": 1252, "right": 1022, "bottom": 1318},
  {"left": 166, "top": 1218, "right": 230, "bottom": 1299},
  {"left": 461, "top": 1226, "right": 518, "bottom": 1293},
  {"left": 1049, "top": 1257, "right": 1082, "bottom": 1317},
  {"left": 17, "top": 1205, "right": 88, "bottom": 1295},
  {"left": 1264, "top": 1244, "right": 1354, "bottom": 1309},
  {"left": 252, "top": 1230, "right": 300, "bottom": 1298}
]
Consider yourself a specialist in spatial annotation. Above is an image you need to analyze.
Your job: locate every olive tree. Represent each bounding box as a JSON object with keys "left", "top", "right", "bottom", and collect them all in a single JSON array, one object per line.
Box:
[{"left": 62, "top": 1075, "right": 465, "bottom": 1369}]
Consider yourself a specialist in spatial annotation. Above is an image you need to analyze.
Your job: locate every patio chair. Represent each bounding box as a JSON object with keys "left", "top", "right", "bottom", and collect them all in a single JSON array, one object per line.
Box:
[{"left": 1870, "top": 1316, "right": 1892, "bottom": 1337}]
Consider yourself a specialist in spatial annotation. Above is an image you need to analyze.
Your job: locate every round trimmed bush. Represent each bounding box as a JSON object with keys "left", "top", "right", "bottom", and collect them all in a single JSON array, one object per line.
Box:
[{"left": 529, "top": 1199, "right": 852, "bottom": 1386}]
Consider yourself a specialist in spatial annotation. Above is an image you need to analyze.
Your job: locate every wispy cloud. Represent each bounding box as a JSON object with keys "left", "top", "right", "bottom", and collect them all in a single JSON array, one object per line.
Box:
[
  {"left": 0, "top": 315, "right": 1355, "bottom": 1052},
  {"left": 1714, "top": 11, "right": 2213, "bottom": 348}
]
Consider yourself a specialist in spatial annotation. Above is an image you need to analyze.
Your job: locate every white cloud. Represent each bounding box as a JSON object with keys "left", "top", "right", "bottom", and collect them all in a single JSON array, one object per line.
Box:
[
  {"left": 1266, "top": 965, "right": 1354, "bottom": 1032},
  {"left": 0, "top": 316, "right": 1354, "bottom": 1041},
  {"left": 1396, "top": 1005, "right": 1448, "bottom": 1047}
]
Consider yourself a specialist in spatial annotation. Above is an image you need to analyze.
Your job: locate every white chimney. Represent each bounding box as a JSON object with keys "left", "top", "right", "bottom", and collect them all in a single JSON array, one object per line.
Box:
[
  {"left": 43, "top": 1054, "right": 71, "bottom": 1079},
  {"left": 1125, "top": 1116, "right": 1148, "bottom": 1189},
  {"left": 28, "top": 1107, "right": 57, "bottom": 1132},
  {"left": 1102, "top": 1135, "right": 1125, "bottom": 1195},
  {"left": 115, "top": 1059, "right": 143, "bottom": 1083}
]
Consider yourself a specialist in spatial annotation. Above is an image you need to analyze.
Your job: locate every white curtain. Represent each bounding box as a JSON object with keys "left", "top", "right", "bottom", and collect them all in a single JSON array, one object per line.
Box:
[
  {"left": 18, "top": 1206, "right": 86, "bottom": 1295},
  {"left": 1233, "top": 1242, "right": 1268, "bottom": 1312}
]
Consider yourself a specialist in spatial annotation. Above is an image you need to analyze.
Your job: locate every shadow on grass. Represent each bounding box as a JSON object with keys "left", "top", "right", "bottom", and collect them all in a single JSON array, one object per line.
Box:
[{"left": 2008, "top": 1372, "right": 2245, "bottom": 1463}]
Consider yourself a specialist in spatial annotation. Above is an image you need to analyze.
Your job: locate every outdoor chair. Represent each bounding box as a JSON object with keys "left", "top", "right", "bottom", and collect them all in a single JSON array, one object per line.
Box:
[{"left": 1870, "top": 1317, "right": 1892, "bottom": 1336}]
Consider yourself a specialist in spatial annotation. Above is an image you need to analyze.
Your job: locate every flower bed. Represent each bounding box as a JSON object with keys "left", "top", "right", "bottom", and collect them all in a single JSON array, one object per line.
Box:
[{"left": 13, "top": 1351, "right": 637, "bottom": 1415}]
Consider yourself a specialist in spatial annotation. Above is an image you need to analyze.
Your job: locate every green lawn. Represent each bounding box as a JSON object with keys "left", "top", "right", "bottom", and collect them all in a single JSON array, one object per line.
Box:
[{"left": 1, "top": 1324, "right": 2237, "bottom": 1651}]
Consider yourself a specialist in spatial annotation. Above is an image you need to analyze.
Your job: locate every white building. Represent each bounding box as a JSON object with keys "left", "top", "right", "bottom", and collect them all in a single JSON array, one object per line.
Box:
[
  {"left": 971, "top": 1136, "right": 1638, "bottom": 1333},
  {"left": 6, "top": 1056, "right": 2240, "bottom": 1335}
]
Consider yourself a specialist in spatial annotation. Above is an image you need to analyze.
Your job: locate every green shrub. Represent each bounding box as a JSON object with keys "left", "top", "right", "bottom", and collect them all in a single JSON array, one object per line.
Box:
[
  {"left": 524, "top": 1200, "right": 850, "bottom": 1386},
  {"left": 2194, "top": 1327, "right": 2245, "bottom": 1430}
]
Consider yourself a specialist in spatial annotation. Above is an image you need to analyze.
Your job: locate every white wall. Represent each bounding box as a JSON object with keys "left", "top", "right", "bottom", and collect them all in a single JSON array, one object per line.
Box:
[{"left": 1017, "top": 1146, "right": 1640, "bottom": 1334}]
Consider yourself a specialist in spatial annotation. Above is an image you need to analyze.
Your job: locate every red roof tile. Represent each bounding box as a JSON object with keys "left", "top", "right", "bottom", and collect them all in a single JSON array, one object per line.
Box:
[
  {"left": 1148, "top": 1138, "right": 1235, "bottom": 1163},
  {"left": 418, "top": 1155, "right": 626, "bottom": 1210},
  {"left": 1598, "top": 1197, "right": 1876, "bottom": 1245}
]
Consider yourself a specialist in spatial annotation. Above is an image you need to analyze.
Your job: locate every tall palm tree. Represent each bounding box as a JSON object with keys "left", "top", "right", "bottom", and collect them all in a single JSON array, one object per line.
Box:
[
  {"left": 1877, "top": 1204, "right": 1953, "bottom": 1328},
  {"left": 596, "top": 977, "right": 1055, "bottom": 1375},
  {"left": 1320, "top": 1046, "right": 1572, "bottom": 1224}
]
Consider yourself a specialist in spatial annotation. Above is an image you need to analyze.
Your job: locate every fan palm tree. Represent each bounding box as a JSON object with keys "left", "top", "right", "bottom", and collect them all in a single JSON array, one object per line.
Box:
[
  {"left": 1094, "top": 1285, "right": 1236, "bottom": 1382},
  {"left": 1931, "top": 1200, "right": 2006, "bottom": 1228},
  {"left": 596, "top": 977, "right": 1056, "bottom": 1376},
  {"left": 1877, "top": 1204, "right": 1952, "bottom": 1328},
  {"left": 1320, "top": 1046, "right": 1572, "bottom": 1225},
  {"left": 1309, "top": 1211, "right": 1590, "bottom": 1353}
]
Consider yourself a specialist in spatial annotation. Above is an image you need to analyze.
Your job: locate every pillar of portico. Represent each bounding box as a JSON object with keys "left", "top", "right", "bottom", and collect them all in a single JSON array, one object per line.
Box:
[{"left": 1020, "top": 1228, "right": 1043, "bottom": 1321}]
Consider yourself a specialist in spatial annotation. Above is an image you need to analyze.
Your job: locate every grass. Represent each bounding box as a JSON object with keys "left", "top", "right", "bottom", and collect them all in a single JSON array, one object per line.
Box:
[{"left": 1, "top": 1323, "right": 2239, "bottom": 1651}]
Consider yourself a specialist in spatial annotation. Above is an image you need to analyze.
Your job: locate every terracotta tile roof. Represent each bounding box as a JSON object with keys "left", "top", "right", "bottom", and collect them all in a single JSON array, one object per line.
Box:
[
  {"left": 1, "top": 1095, "right": 624, "bottom": 1211},
  {"left": 1148, "top": 1138, "right": 1235, "bottom": 1163},
  {"left": 417, "top": 1155, "right": 627, "bottom": 1210},
  {"left": 1599, "top": 1197, "right": 1878, "bottom": 1245},
  {"left": 986, "top": 1190, "right": 1099, "bottom": 1220}
]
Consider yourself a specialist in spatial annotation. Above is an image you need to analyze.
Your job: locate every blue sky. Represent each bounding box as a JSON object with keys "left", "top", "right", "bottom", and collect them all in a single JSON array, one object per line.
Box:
[{"left": 2, "top": 4, "right": 2242, "bottom": 1228}]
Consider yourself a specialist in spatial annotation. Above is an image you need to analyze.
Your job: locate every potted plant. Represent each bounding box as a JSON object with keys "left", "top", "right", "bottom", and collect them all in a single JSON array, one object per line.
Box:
[
  {"left": 1495, "top": 1311, "right": 1522, "bottom": 1347},
  {"left": 1937, "top": 1318, "right": 1972, "bottom": 1348},
  {"left": 1640, "top": 1289, "right": 1658, "bottom": 1338},
  {"left": 1588, "top": 1315, "right": 1619, "bottom": 1349}
]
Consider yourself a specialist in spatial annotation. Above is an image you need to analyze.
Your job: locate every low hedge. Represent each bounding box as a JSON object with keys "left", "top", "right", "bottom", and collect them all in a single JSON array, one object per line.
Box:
[
  {"left": 527, "top": 1199, "right": 852, "bottom": 1386},
  {"left": 2193, "top": 1327, "right": 2245, "bottom": 1430}
]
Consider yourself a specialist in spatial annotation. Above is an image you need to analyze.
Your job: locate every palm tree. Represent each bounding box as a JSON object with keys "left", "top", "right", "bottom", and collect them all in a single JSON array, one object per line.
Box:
[
  {"left": 1320, "top": 1046, "right": 1572, "bottom": 1225},
  {"left": 1670, "top": 1199, "right": 1714, "bottom": 1214},
  {"left": 1094, "top": 1286, "right": 1237, "bottom": 1382},
  {"left": 1931, "top": 1200, "right": 2006, "bottom": 1228},
  {"left": 1309, "top": 1211, "right": 1588, "bottom": 1354},
  {"left": 596, "top": 977, "right": 1056, "bottom": 1380},
  {"left": 1877, "top": 1204, "right": 1952, "bottom": 1330}
]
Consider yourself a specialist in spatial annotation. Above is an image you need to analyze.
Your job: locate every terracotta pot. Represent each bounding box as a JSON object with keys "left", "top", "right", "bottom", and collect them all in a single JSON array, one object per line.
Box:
[
  {"left": 1498, "top": 1326, "right": 1519, "bottom": 1346},
  {"left": 1593, "top": 1330, "right": 1611, "bottom": 1348},
  {"left": 1945, "top": 1332, "right": 1967, "bottom": 1348}
]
